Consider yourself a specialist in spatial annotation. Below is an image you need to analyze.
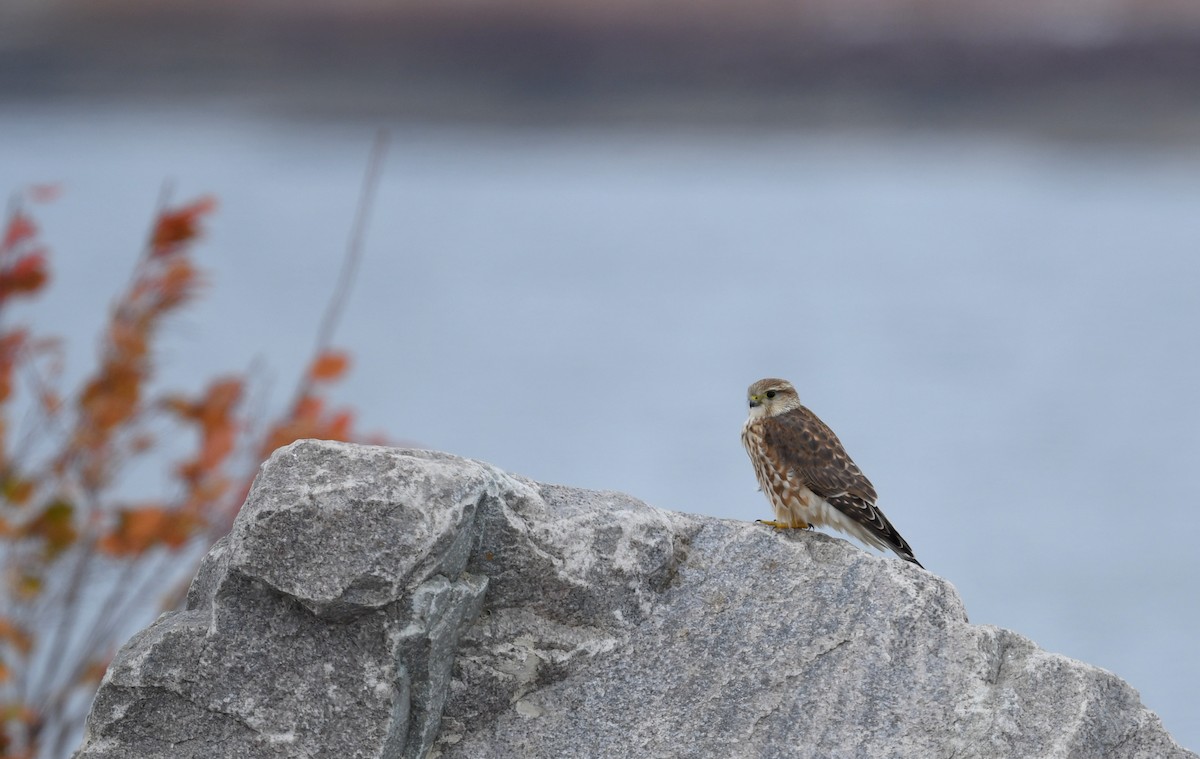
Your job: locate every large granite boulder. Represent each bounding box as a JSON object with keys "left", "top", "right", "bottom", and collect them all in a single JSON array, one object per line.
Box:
[{"left": 75, "top": 440, "right": 1194, "bottom": 759}]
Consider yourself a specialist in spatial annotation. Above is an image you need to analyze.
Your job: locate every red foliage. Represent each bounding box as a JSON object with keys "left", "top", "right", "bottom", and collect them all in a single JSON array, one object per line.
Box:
[
  {"left": 0, "top": 210, "right": 51, "bottom": 308},
  {"left": 0, "top": 188, "right": 382, "bottom": 757},
  {"left": 165, "top": 377, "right": 243, "bottom": 514},
  {"left": 310, "top": 350, "right": 350, "bottom": 382},
  {"left": 98, "top": 506, "right": 200, "bottom": 556},
  {"left": 260, "top": 394, "right": 356, "bottom": 460},
  {"left": 20, "top": 500, "right": 76, "bottom": 559},
  {"left": 0, "top": 330, "right": 28, "bottom": 404},
  {"left": 1, "top": 213, "right": 37, "bottom": 251},
  {"left": 150, "top": 196, "right": 216, "bottom": 257}
]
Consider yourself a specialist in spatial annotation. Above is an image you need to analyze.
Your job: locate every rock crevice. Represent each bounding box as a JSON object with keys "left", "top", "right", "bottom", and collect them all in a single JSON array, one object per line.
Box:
[{"left": 75, "top": 440, "right": 1195, "bottom": 759}]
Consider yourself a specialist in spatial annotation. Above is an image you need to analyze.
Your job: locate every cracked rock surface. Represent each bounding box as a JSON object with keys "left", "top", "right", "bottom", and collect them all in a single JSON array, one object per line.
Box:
[{"left": 75, "top": 440, "right": 1195, "bottom": 759}]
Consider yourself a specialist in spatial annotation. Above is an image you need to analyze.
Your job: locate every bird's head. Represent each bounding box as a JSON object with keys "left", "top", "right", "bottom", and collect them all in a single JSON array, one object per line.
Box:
[{"left": 746, "top": 378, "right": 801, "bottom": 420}]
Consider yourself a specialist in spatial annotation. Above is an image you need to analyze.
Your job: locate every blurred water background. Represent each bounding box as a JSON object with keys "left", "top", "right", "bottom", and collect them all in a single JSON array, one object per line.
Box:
[{"left": 3, "top": 0, "right": 1200, "bottom": 753}]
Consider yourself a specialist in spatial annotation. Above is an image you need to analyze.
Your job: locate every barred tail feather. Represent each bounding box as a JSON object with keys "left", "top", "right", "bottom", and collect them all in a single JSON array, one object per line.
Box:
[{"left": 824, "top": 494, "right": 924, "bottom": 569}]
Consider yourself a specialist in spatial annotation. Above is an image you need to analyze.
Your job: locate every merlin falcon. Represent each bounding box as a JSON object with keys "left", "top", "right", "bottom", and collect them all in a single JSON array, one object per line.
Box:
[{"left": 741, "top": 378, "right": 923, "bottom": 567}]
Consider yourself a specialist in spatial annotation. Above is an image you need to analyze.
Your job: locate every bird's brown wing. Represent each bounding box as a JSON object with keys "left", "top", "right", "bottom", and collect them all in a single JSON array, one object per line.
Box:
[
  {"left": 763, "top": 406, "right": 922, "bottom": 567},
  {"left": 760, "top": 406, "right": 877, "bottom": 503}
]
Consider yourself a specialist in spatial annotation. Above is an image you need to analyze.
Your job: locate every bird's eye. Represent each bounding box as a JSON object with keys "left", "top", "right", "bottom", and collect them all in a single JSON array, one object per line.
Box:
[{"left": 765, "top": 390, "right": 776, "bottom": 399}]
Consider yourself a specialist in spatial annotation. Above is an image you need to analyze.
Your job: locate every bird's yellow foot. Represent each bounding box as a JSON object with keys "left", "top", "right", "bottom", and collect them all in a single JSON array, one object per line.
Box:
[{"left": 755, "top": 519, "right": 811, "bottom": 530}]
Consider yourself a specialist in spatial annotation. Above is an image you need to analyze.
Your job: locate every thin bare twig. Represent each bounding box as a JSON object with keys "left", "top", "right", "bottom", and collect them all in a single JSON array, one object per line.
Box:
[
  {"left": 38, "top": 552, "right": 153, "bottom": 759},
  {"left": 65, "top": 546, "right": 176, "bottom": 686},
  {"left": 31, "top": 487, "right": 101, "bottom": 711},
  {"left": 285, "top": 129, "right": 389, "bottom": 416}
]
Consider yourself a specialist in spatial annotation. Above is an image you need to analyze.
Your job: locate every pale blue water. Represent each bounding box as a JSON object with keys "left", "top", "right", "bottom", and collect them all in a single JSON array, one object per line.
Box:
[{"left": 3, "top": 105, "right": 1199, "bottom": 751}]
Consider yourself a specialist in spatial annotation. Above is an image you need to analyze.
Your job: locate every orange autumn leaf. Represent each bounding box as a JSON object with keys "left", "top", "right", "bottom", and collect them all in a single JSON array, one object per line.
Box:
[
  {"left": 260, "top": 425, "right": 304, "bottom": 457},
  {"left": 195, "top": 378, "right": 242, "bottom": 424},
  {"left": 23, "top": 500, "right": 76, "bottom": 558},
  {"left": 309, "top": 350, "right": 350, "bottom": 382},
  {"left": 150, "top": 196, "right": 216, "bottom": 257},
  {"left": 176, "top": 424, "right": 237, "bottom": 487},
  {"left": 79, "top": 659, "right": 110, "bottom": 686},
  {"left": 0, "top": 329, "right": 28, "bottom": 353},
  {"left": 322, "top": 409, "right": 354, "bottom": 441},
  {"left": 98, "top": 507, "right": 167, "bottom": 555},
  {"left": 163, "top": 379, "right": 243, "bottom": 424},
  {"left": 200, "top": 423, "right": 237, "bottom": 467},
  {"left": 0, "top": 702, "right": 38, "bottom": 726},
  {"left": 168, "top": 378, "right": 243, "bottom": 491},
  {"left": 2, "top": 474, "right": 35, "bottom": 506},
  {"left": 0, "top": 332, "right": 24, "bottom": 403},
  {"left": 295, "top": 394, "right": 324, "bottom": 420},
  {"left": 0, "top": 251, "right": 50, "bottom": 299},
  {"left": 259, "top": 399, "right": 357, "bottom": 457},
  {"left": 14, "top": 572, "right": 42, "bottom": 601},
  {"left": 155, "top": 510, "right": 201, "bottom": 550},
  {"left": 99, "top": 507, "right": 199, "bottom": 556},
  {"left": 79, "top": 365, "right": 142, "bottom": 432},
  {"left": 1, "top": 212, "right": 36, "bottom": 251},
  {"left": 156, "top": 257, "right": 203, "bottom": 308},
  {"left": 0, "top": 619, "right": 32, "bottom": 656},
  {"left": 106, "top": 321, "right": 148, "bottom": 361}
]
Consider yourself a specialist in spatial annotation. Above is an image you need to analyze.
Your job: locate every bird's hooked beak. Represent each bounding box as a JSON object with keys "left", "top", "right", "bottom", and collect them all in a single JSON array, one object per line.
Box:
[{"left": 748, "top": 395, "right": 763, "bottom": 408}]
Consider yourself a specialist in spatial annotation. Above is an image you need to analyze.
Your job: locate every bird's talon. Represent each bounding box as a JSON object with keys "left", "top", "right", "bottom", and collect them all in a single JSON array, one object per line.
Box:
[{"left": 755, "top": 519, "right": 809, "bottom": 530}]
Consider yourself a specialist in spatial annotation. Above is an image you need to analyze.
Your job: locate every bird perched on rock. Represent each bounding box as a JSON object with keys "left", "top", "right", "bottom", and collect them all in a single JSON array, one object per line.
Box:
[{"left": 741, "top": 378, "right": 923, "bottom": 567}]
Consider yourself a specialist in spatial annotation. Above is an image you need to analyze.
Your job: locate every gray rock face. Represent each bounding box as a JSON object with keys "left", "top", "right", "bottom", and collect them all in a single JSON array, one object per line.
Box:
[{"left": 75, "top": 440, "right": 1194, "bottom": 759}]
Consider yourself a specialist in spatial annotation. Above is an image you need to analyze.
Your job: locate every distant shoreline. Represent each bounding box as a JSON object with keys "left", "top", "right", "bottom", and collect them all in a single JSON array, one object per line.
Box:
[{"left": 5, "top": 11, "right": 1200, "bottom": 143}]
